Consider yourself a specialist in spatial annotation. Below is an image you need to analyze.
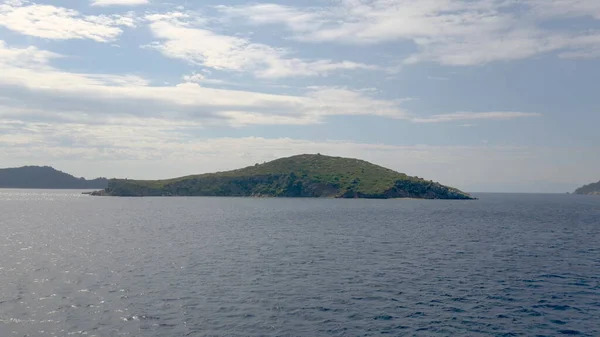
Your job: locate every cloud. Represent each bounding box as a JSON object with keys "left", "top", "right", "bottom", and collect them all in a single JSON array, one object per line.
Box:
[
  {"left": 528, "top": 0, "right": 600, "bottom": 19},
  {"left": 304, "top": 87, "right": 408, "bottom": 119},
  {"left": 91, "top": 0, "right": 149, "bottom": 6},
  {"left": 403, "top": 30, "right": 600, "bottom": 66},
  {"left": 181, "top": 72, "right": 237, "bottom": 86},
  {"left": 0, "top": 40, "right": 541, "bottom": 130},
  {"left": 412, "top": 112, "right": 542, "bottom": 123},
  {"left": 1, "top": 127, "right": 598, "bottom": 193},
  {"left": 144, "top": 11, "right": 192, "bottom": 24},
  {"left": 559, "top": 49, "right": 600, "bottom": 59},
  {"left": 557, "top": 34, "right": 600, "bottom": 59},
  {"left": 218, "top": 2, "right": 524, "bottom": 44},
  {"left": 145, "top": 13, "right": 377, "bottom": 78},
  {"left": 218, "top": 1, "right": 600, "bottom": 65},
  {"left": 216, "top": 4, "right": 325, "bottom": 34},
  {"left": 0, "top": 40, "right": 60, "bottom": 66},
  {"left": 182, "top": 73, "right": 206, "bottom": 83},
  {"left": 0, "top": 40, "right": 578, "bottom": 192},
  {"left": 427, "top": 76, "right": 449, "bottom": 81},
  {"left": 217, "top": 111, "right": 321, "bottom": 126},
  {"left": 0, "top": 40, "right": 408, "bottom": 128},
  {"left": 0, "top": 1, "right": 136, "bottom": 42}
]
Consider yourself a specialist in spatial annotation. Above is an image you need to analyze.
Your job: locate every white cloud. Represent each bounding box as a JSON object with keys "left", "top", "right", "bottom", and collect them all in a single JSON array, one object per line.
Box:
[
  {"left": 91, "top": 0, "right": 148, "bottom": 6},
  {"left": 0, "top": 3, "right": 593, "bottom": 193},
  {"left": 0, "top": 1, "right": 136, "bottom": 42},
  {"left": 217, "top": 111, "right": 321, "bottom": 126},
  {"left": 216, "top": 4, "right": 325, "bottom": 34},
  {"left": 0, "top": 40, "right": 60, "bottom": 66},
  {"left": 0, "top": 41, "right": 576, "bottom": 193},
  {"left": 528, "top": 0, "right": 600, "bottom": 19},
  {"left": 181, "top": 72, "right": 236, "bottom": 86},
  {"left": 412, "top": 112, "right": 542, "bottom": 123},
  {"left": 305, "top": 87, "right": 408, "bottom": 119},
  {"left": 557, "top": 33, "right": 600, "bottom": 59},
  {"left": 218, "top": 2, "right": 521, "bottom": 44},
  {"left": 145, "top": 11, "right": 191, "bottom": 24},
  {"left": 427, "top": 76, "right": 449, "bottom": 81},
  {"left": 0, "top": 40, "right": 540, "bottom": 128},
  {"left": 1, "top": 128, "right": 598, "bottom": 193},
  {"left": 182, "top": 73, "right": 205, "bottom": 83},
  {"left": 145, "top": 14, "right": 376, "bottom": 78},
  {"left": 560, "top": 49, "right": 600, "bottom": 59},
  {"left": 219, "top": 1, "right": 600, "bottom": 65},
  {"left": 0, "top": 40, "right": 407, "bottom": 127}
]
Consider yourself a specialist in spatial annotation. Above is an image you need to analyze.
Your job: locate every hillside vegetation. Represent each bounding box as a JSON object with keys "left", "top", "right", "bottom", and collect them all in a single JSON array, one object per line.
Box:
[
  {"left": 574, "top": 181, "right": 600, "bottom": 195},
  {"left": 93, "top": 154, "right": 473, "bottom": 199},
  {"left": 0, "top": 166, "right": 108, "bottom": 189}
]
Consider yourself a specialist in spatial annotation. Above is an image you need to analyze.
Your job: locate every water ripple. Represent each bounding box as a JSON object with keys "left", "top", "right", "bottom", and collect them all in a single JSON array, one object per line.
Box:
[{"left": 0, "top": 191, "right": 599, "bottom": 336}]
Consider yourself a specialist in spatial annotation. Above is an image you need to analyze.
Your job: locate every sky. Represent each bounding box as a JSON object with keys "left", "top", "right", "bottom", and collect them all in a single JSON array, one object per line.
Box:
[{"left": 0, "top": 0, "right": 599, "bottom": 193}]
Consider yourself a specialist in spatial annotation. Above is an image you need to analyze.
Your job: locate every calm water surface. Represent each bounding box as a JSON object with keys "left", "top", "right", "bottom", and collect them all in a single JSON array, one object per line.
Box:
[{"left": 0, "top": 190, "right": 599, "bottom": 336}]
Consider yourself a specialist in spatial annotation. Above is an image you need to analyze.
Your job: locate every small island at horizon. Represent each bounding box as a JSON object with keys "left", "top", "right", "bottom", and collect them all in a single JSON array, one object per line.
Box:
[
  {"left": 91, "top": 154, "right": 475, "bottom": 200},
  {"left": 573, "top": 180, "right": 600, "bottom": 196},
  {"left": 0, "top": 166, "right": 108, "bottom": 190}
]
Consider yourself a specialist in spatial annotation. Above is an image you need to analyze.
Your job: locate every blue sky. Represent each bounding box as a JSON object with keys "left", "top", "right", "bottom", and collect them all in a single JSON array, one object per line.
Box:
[{"left": 0, "top": 0, "right": 599, "bottom": 192}]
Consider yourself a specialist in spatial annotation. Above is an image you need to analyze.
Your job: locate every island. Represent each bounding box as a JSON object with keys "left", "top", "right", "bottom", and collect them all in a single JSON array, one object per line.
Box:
[
  {"left": 0, "top": 166, "right": 108, "bottom": 189},
  {"left": 91, "top": 154, "right": 474, "bottom": 199},
  {"left": 573, "top": 181, "right": 600, "bottom": 195}
]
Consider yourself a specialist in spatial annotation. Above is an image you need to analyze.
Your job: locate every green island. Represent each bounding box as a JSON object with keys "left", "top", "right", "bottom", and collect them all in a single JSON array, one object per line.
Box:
[
  {"left": 91, "top": 154, "right": 474, "bottom": 199},
  {"left": 0, "top": 166, "right": 108, "bottom": 189},
  {"left": 573, "top": 181, "right": 600, "bottom": 195}
]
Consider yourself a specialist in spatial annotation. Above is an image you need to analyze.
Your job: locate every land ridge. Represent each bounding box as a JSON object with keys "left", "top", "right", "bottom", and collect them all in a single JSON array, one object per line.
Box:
[
  {"left": 91, "top": 154, "right": 474, "bottom": 200},
  {"left": 573, "top": 181, "right": 600, "bottom": 195},
  {"left": 0, "top": 166, "right": 108, "bottom": 189}
]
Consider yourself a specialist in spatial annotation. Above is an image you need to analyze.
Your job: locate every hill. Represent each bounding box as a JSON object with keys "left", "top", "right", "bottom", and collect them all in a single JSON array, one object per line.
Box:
[
  {"left": 573, "top": 181, "right": 600, "bottom": 195},
  {"left": 92, "top": 154, "right": 474, "bottom": 199},
  {"left": 0, "top": 166, "right": 108, "bottom": 189}
]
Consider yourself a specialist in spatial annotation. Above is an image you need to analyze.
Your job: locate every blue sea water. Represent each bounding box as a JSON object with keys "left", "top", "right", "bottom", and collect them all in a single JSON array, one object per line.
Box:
[{"left": 0, "top": 190, "right": 599, "bottom": 336}]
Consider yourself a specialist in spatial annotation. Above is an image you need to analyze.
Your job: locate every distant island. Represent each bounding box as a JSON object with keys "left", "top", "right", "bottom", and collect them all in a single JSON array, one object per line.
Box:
[
  {"left": 91, "top": 154, "right": 474, "bottom": 199},
  {"left": 0, "top": 166, "right": 108, "bottom": 189},
  {"left": 573, "top": 180, "right": 600, "bottom": 195}
]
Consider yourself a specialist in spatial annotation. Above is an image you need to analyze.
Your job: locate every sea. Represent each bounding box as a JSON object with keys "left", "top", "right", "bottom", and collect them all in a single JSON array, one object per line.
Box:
[{"left": 0, "top": 190, "right": 599, "bottom": 336}]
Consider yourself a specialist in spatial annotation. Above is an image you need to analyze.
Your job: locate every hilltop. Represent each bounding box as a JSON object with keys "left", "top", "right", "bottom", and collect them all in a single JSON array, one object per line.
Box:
[
  {"left": 573, "top": 181, "right": 600, "bottom": 195},
  {"left": 0, "top": 166, "right": 108, "bottom": 189},
  {"left": 92, "top": 154, "right": 473, "bottom": 199}
]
